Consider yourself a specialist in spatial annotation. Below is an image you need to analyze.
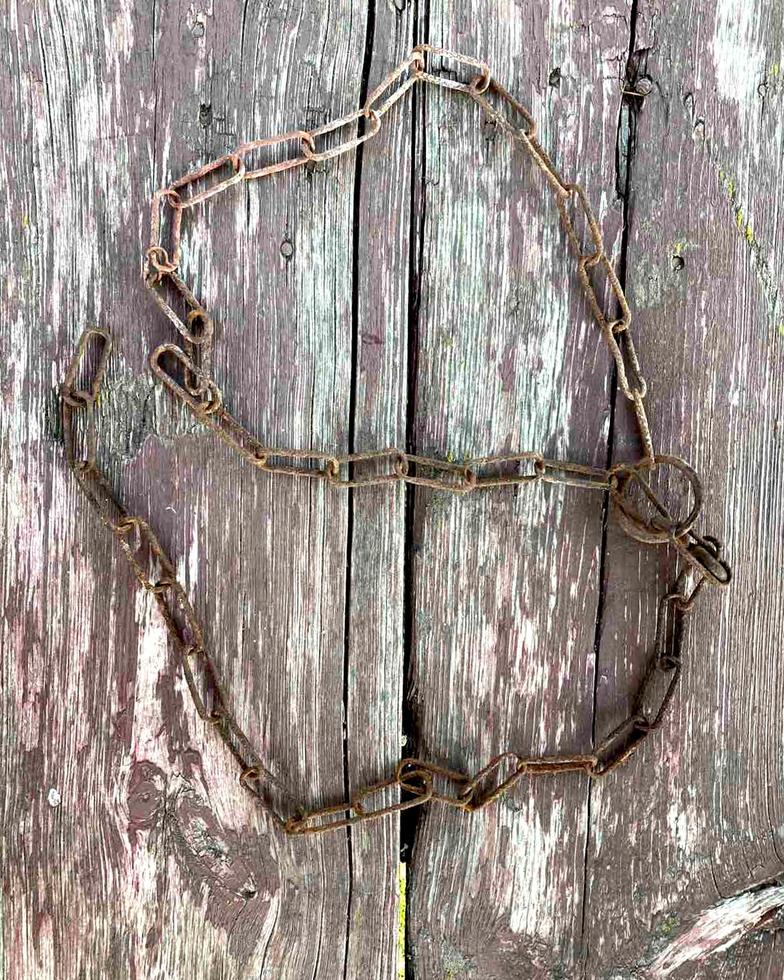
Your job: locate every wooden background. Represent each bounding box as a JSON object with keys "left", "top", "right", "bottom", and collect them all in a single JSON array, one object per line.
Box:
[{"left": 2, "top": 1, "right": 784, "bottom": 977}]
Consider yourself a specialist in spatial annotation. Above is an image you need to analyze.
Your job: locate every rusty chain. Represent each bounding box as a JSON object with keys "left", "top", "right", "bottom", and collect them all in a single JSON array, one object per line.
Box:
[{"left": 62, "top": 46, "right": 731, "bottom": 837}]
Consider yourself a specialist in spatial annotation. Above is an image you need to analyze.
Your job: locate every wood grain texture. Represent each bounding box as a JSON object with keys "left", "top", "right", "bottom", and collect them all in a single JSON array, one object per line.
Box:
[
  {"left": 2, "top": 1, "right": 372, "bottom": 976},
  {"left": 2, "top": 1, "right": 784, "bottom": 978},
  {"left": 343, "top": 5, "right": 416, "bottom": 977},
  {"left": 405, "top": 2, "right": 628, "bottom": 976},
  {"left": 583, "top": 1, "right": 784, "bottom": 977},
  {"left": 648, "top": 882, "right": 784, "bottom": 978}
]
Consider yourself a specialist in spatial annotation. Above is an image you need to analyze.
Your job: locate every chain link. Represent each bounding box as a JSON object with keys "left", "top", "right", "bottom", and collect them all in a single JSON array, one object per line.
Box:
[{"left": 63, "top": 48, "right": 732, "bottom": 837}]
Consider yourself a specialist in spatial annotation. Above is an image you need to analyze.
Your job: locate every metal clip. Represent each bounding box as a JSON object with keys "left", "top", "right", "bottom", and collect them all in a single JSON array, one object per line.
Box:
[
  {"left": 149, "top": 343, "right": 223, "bottom": 416},
  {"left": 676, "top": 533, "right": 732, "bottom": 589},
  {"left": 61, "top": 328, "right": 112, "bottom": 408}
]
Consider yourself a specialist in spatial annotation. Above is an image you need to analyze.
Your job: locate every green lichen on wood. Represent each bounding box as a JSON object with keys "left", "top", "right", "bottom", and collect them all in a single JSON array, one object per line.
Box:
[
  {"left": 761, "top": 61, "right": 783, "bottom": 98},
  {"left": 719, "top": 167, "right": 761, "bottom": 249},
  {"left": 442, "top": 948, "right": 473, "bottom": 979},
  {"left": 716, "top": 167, "right": 781, "bottom": 333},
  {"left": 655, "top": 912, "right": 680, "bottom": 939},
  {"left": 670, "top": 239, "right": 691, "bottom": 258}
]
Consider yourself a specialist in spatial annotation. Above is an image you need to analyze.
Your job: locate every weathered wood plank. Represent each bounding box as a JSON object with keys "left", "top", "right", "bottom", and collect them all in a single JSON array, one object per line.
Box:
[
  {"left": 0, "top": 0, "right": 402, "bottom": 976},
  {"left": 342, "top": 6, "right": 418, "bottom": 979},
  {"left": 182, "top": 3, "right": 367, "bottom": 972},
  {"left": 405, "top": 2, "right": 631, "bottom": 976},
  {"left": 649, "top": 881, "right": 784, "bottom": 978},
  {"left": 1, "top": 3, "right": 169, "bottom": 977},
  {"left": 584, "top": 0, "right": 784, "bottom": 976}
]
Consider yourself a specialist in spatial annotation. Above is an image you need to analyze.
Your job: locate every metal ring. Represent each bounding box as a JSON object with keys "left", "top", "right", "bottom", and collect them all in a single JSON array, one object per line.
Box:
[
  {"left": 610, "top": 455, "right": 702, "bottom": 544},
  {"left": 60, "top": 387, "right": 94, "bottom": 409},
  {"left": 149, "top": 343, "right": 223, "bottom": 416}
]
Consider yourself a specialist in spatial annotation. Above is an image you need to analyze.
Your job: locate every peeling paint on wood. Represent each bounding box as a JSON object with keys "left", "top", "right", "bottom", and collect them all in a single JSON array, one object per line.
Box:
[
  {"left": 2, "top": 0, "right": 784, "bottom": 978},
  {"left": 583, "top": 0, "right": 784, "bottom": 977},
  {"left": 648, "top": 882, "right": 784, "bottom": 978}
]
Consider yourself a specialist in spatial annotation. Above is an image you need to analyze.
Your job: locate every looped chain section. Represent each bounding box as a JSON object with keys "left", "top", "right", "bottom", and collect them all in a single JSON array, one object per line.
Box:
[{"left": 62, "top": 48, "right": 731, "bottom": 837}]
